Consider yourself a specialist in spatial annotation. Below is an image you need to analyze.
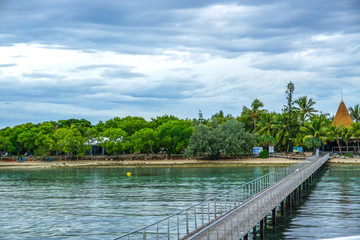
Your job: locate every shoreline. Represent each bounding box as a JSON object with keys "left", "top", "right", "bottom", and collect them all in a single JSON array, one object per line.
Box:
[{"left": 0, "top": 157, "right": 359, "bottom": 169}]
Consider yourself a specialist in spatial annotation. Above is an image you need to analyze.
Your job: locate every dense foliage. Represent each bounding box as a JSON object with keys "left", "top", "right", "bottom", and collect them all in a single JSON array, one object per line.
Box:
[{"left": 1, "top": 82, "right": 360, "bottom": 159}]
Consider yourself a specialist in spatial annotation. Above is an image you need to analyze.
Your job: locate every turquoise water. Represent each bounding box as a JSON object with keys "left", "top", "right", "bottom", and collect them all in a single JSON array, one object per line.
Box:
[
  {"left": 0, "top": 166, "right": 277, "bottom": 239},
  {"left": 262, "top": 165, "right": 360, "bottom": 240},
  {"left": 1, "top": 165, "right": 359, "bottom": 240}
]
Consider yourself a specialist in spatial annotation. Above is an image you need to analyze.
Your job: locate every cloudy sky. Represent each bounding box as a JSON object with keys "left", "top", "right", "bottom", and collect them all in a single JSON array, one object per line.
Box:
[{"left": 0, "top": 0, "right": 359, "bottom": 128}]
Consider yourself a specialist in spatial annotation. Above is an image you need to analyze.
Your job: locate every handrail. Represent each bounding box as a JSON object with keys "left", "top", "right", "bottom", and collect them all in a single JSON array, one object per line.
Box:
[
  {"left": 114, "top": 155, "right": 319, "bottom": 240},
  {"left": 186, "top": 154, "right": 329, "bottom": 239}
]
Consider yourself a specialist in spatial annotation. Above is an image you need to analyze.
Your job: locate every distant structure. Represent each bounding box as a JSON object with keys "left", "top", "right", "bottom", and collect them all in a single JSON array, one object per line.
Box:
[{"left": 332, "top": 98, "right": 353, "bottom": 128}]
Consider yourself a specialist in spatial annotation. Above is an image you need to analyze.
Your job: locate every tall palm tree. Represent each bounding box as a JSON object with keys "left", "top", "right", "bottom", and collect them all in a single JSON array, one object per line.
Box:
[
  {"left": 349, "top": 104, "right": 360, "bottom": 123},
  {"left": 294, "top": 96, "right": 318, "bottom": 126},
  {"left": 242, "top": 98, "right": 266, "bottom": 133},
  {"left": 301, "top": 116, "right": 327, "bottom": 153}
]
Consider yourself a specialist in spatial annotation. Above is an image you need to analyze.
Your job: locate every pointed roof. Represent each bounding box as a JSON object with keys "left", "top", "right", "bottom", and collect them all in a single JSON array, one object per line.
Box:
[{"left": 332, "top": 100, "right": 353, "bottom": 127}]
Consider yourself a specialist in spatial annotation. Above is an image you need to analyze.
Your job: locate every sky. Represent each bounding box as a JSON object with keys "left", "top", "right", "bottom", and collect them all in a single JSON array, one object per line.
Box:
[{"left": 0, "top": 0, "right": 359, "bottom": 128}]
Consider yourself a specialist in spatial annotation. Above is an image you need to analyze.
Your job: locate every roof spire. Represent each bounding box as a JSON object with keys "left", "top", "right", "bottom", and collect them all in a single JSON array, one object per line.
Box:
[{"left": 341, "top": 90, "right": 343, "bottom": 102}]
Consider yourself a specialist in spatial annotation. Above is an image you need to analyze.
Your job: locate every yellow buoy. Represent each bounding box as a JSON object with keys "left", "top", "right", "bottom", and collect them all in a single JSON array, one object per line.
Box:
[{"left": 126, "top": 172, "right": 131, "bottom": 177}]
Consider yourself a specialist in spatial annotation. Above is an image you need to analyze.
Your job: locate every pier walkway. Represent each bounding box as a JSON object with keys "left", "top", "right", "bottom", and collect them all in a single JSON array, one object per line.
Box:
[{"left": 115, "top": 154, "right": 329, "bottom": 240}]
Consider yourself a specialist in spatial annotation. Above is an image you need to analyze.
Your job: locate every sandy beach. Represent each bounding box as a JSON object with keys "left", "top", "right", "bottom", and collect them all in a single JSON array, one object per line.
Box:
[{"left": 0, "top": 156, "right": 359, "bottom": 169}]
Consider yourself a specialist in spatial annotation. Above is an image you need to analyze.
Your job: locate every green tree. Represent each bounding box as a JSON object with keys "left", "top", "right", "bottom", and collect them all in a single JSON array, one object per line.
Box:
[
  {"left": 0, "top": 127, "right": 12, "bottom": 157},
  {"left": 351, "top": 122, "right": 360, "bottom": 153},
  {"left": 132, "top": 128, "right": 159, "bottom": 155},
  {"left": 349, "top": 104, "right": 360, "bottom": 123},
  {"left": 31, "top": 122, "right": 56, "bottom": 158},
  {"left": 219, "top": 120, "right": 256, "bottom": 157},
  {"left": 185, "top": 124, "right": 223, "bottom": 159},
  {"left": 301, "top": 116, "right": 327, "bottom": 153},
  {"left": 342, "top": 127, "right": 352, "bottom": 153},
  {"left": 256, "top": 112, "right": 276, "bottom": 137},
  {"left": 57, "top": 118, "right": 92, "bottom": 129},
  {"left": 260, "top": 134, "right": 276, "bottom": 148},
  {"left": 7, "top": 124, "right": 35, "bottom": 155},
  {"left": 210, "top": 110, "right": 234, "bottom": 127},
  {"left": 158, "top": 120, "right": 193, "bottom": 158},
  {"left": 185, "top": 120, "right": 255, "bottom": 159},
  {"left": 150, "top": 115, "right": 179, "bottom": 129},
  {"left": 242, "top": 98, "right": 266, "bottom": 133},
  {"left": 98, "top": 128, "right": 128, "bottom": 156},
  {"left": 105, "top": 116, "right": 149, "bottom": 136},
  {"left": 326, "top": 125, "right": 344, "bottom": 154},
  {"left": 50, "top": 124, "right": 89, "bottom": 160},
  {"left": 294, "top": 96, "right": 318, "bottom": 126},
  {"left": 273, "top": 113, "right": 291, "bottom": 151},
  {"left": 282, "top": 81, "right": 299, "bottom": 151}
]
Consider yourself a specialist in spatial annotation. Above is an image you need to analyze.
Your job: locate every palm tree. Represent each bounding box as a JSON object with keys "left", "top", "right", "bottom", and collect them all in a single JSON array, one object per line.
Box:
[
  {"left": 351, "top": 122, "right": 360, "bottom": 153},
  {"left": 211, "top": 110, "right": 234, "bottom": 126},
  {"left": 301, "top": 116, "right": 327, "bottom": 153},
  {"left": 326, "top": 125, "right": 344, "bottom": 154},
  {"left": 342, "top": 127, "right": 352, "bottom": 153},
  {"left": 349, "top": 104, "right": 360, "bottom": 123},
  {"left": 272, "top": 113, "right": 291, "bottom": 151},
  {"left": 242, "top": 98, "right": 266, "bottom": 133},
  {"left": 256, "top": 112, "right": 276, "bottom": 137},
  {"left": 294, "top": 96, "right": 318, "bottom": 126}
]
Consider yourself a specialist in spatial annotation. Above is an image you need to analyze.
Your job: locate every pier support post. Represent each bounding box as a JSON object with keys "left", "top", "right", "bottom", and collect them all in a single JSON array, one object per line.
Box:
[
  {"left": 280, "top": 201, "right": 285, "bottom": 216},
  {"left": 260, "top": 219, "right": 264, "bottom": 239},
  {"left": 272, "top": 208, "right": 276, "bottom": 227},
  {"left": 287, "top": 195, "right": 292, "bottom": 209},
  {"left": 264, "top": 216, "right": 268, "bottom": 227}
]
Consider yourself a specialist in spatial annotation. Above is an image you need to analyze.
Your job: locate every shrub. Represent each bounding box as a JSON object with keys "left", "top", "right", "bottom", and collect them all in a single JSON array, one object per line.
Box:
[
  {"left": 259, "top": 149, "right": 269, "bottom": 158},
  {"left": 345, "top": 152, "right": 354, "bottom": 158}
]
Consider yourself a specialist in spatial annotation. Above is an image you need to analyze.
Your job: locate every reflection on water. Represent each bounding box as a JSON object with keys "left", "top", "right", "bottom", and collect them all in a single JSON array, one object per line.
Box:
[{"left": 0, "top": 166, "right": 277, "bottom": 239}]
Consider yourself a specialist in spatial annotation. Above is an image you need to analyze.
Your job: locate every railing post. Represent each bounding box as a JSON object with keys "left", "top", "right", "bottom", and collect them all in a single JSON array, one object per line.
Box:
[
  {"left": 194, "top": 207, "right": 197, "bottom": 230},
  {"left": 186, "top": 210, "right": 189, "bottom": 235},
  {"left": 208, "top": 201, "right": 210, "bottom": 222},
  {"left": 201, "top": 203, "right": 204, "bottom": 226},
  {"left": 168, "top": 218, "right": 170, "bottom": 240},
  {"left": 214, "top": 199, "right": 217, "bottom": 219},
  {"left": 157, "top": 223, "right": 159, "bottom": 240},
  {"left": 177, "top": 215, "right": 179, "bottom": 240}
]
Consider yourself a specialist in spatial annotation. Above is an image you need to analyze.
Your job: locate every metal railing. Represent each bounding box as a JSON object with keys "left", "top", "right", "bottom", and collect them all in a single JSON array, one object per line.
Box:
[
  {"left": 114, "top": 155, "right": 319, "bottom": 240},
  {"left": 186, "top": 154, "right": 329, "bottom": 240}
]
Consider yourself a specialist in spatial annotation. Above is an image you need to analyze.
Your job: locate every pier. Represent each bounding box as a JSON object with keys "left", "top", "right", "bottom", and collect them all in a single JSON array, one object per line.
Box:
[{"left": 115, "top": 154, "right": 329, "bottom": 240}]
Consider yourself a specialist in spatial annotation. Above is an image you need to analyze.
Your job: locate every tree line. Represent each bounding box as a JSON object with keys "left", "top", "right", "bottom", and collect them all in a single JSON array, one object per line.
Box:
[{"left": 1, "top": 81, "right": 360, "bottom": 159}]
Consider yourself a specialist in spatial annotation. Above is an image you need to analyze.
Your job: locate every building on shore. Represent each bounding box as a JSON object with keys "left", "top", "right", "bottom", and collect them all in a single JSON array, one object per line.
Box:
[
  {"left": 328, "top": 99, "right": 356, "bottom": 153},
  {"left": 332, "top": 100, "right": 353, "bottom": 128}
]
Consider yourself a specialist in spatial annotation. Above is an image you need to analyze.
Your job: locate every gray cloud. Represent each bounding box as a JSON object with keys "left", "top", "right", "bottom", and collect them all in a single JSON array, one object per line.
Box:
[
  {"left": 0, "top": 0, "right": 359, "bottom": 127},
  {"left": 0, "top": 63, "right": 17, "bottom": 67}
]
